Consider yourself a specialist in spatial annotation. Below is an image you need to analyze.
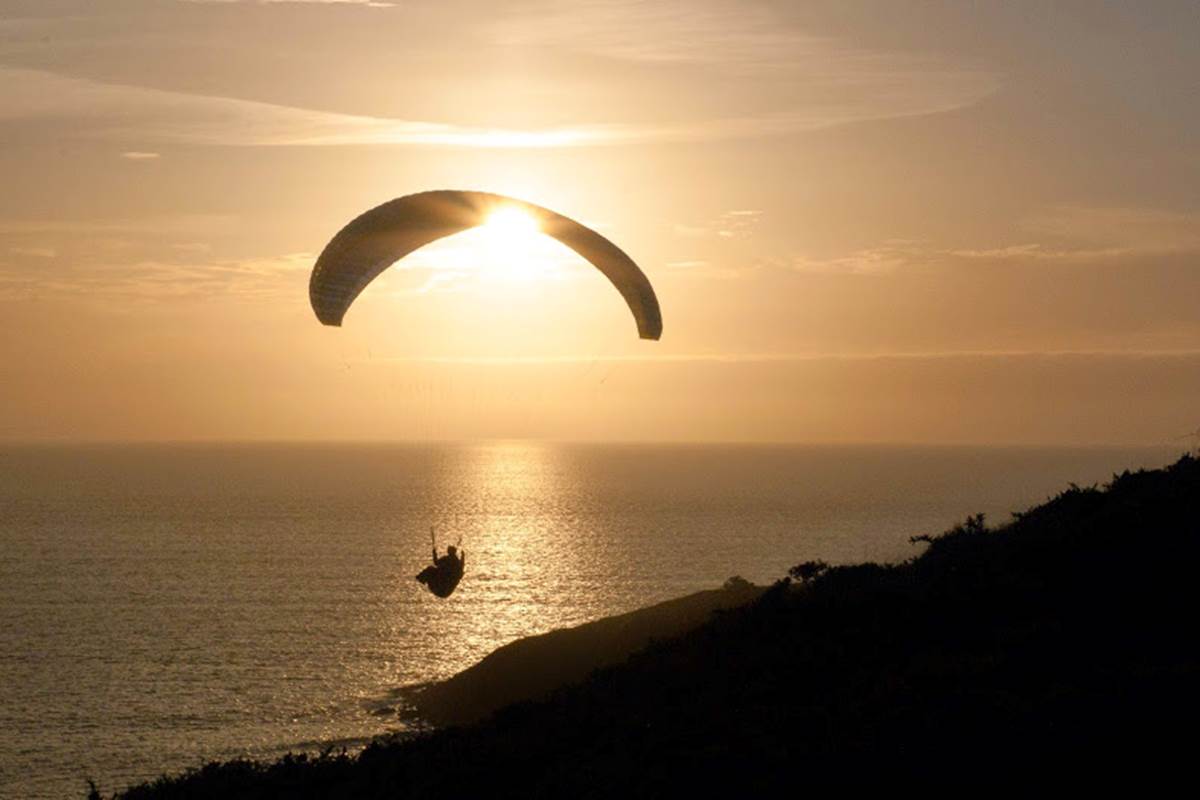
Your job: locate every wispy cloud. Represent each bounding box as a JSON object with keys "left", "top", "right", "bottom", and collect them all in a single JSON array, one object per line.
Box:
[
  {"left": 666, "top": 210, "right": 766, "bottom": 278},
  {"left": 0, "top": 251, "right": 313, "bottom": 302},
  {"left": 7, "top": 246, "right": 58, "bottom": 258},
  {"left": 0, "top": 214, "right": 236, "bottom": 238},
  {"left": 0, "top": 67, "right": 608, "bottom": 148},
  {"left": 788, "top": 207, "right": 1200, "bottom": 275},
  {"left": 491, "top": 0, "right": 1000, "bottom": 130},
  {"left": 0, "top": 213, "right": 287, "bottom": 303},
  {"left": 674, "top": 210, "right": 763, "bottom": 240},
  {"left": 790, "top": 243, "right": 917, "bottom": 276},
  {"left": 0, "top": 56, "right": 995, "bottom": 148},
  {"left": 496, "top": 1, "right": 970, "bottom": 74},
  {"left": 1023, "top": 206, "right": 1200, "bottom": 255},
  {"left": 120, "top": 151, "right": 161, "bottom": 160}
]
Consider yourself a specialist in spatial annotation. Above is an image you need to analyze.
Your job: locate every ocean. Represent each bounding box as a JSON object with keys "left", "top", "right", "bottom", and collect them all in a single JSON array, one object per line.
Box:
[{"left": 0, "top": 442, "right": 1181, "bottom": 798}]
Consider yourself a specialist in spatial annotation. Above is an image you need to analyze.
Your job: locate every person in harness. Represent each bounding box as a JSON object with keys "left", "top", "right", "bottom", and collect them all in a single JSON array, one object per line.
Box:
[{"left": 416, "top": 526, "right": 465, "bottom": 598}]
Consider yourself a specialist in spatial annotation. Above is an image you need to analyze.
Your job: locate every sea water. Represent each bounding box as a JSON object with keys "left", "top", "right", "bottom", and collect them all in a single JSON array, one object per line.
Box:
[{"left": 0, "top": 443, "right": 1180, "bottom": 798}]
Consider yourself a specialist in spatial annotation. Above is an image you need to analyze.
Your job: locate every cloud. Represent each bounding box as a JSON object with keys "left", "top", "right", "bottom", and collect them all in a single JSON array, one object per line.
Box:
[
  {"left": 0, "top": 251, "right": 313, "bottom": 302},
  {"left": 788, "top": 207, "right": 1200, "bottom": 275},
  {"left": 665, "top": 210, "right": 766, "bottom": 278},
  {"left": 674, "top": 209, "right": 764, "bottom": 241},
  {"left": 495, "top": 1, "right": 972, "bottom": 74},
  {"left": 0, "top": 213, "right": 291, "bottom": 303},
  {"left": 0, "top": 67, "right": 608, "bottom": 148},
  {"left": 949, "top": 207, "right": 1200, "bottom": 264},
  {"left": 0, "top": 214, "right": 236, "bottom": 237},
  {"left": 1023, "top": 206, "right": 1200, "bottom": 254},
  {"left": 120, "top": 151, "right": 161, "bottom": 160},
  {"left": 0, "top": 46, "right": 995, "bottom": 148},
  {"left": 490, "top": 0, "right": 999, "bottom": 124},
  {"left": 662, "top": 260, "right": 744, "bottom": 280},
  {"left": 790, "top": 244, "right": 916, "bottom": 276},
  {"left": 8, "top": 246, "right": 57, "bottom": 258},
  {"left": 171, "top": 242, "right": 214, "bottom": 254}
]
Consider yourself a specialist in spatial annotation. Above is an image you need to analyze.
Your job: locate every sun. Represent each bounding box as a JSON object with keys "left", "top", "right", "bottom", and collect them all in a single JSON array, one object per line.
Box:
[
  {"left": 386, "top": 203, "right": 572, "bottom": 286},
  {"left": 473, "top": 206, "right": 547, "bottom": 281},
  {"left": 480, "top": 206, "right": 541, "bottom": 247}
]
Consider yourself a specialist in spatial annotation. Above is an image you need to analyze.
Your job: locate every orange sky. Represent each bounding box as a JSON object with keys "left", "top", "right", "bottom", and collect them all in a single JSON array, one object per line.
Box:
[{"left": 1, "top": 0, "right": 1198, "bottom": 444}]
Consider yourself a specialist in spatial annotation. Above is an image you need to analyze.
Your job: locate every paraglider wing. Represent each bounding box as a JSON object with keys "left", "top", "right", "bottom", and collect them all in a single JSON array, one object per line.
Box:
[
  {"left": 309, "top": 190, "right": 662, "bottom": 340},
  {"left": 537, "top": 211, "right": 662, "bottom": 341},
  {"left": 309, "top": 191, "right": 480, "bottom": 327}
]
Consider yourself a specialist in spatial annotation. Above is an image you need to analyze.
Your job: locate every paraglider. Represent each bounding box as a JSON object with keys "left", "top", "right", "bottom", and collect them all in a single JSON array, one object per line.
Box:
[
  {"left": 310, "top": 191, "right": 660, "bottom": 598},
  {"left": 416, "top": 527, "right": 465, "bottom": 599},
  {"left": 308, "top": 190, "right": 663, "bottom": 340}
]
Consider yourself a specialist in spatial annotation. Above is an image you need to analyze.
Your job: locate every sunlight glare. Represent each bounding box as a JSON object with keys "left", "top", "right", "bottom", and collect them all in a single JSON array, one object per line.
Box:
[
  {"left": 474, "top": 206, "right": 547, "bottom": 282},
  {"left": 481, "top": 206, "right": 541, "bottom": 246},
  {"left": 382, "top": 202, "right": 583, "bottom": 293}
]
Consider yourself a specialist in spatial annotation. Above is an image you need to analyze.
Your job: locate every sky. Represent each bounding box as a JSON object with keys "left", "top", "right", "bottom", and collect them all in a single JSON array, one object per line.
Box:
[{"left": 1, "top": 0, "right": 1198, "bottom": 444}]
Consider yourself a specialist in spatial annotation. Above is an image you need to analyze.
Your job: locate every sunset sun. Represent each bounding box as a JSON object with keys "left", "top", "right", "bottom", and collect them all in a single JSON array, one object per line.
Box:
[
  {"left": 438, "top": 203, "right": 558, "bottom": 283},
  {"left": 481, "top": 205, "right": 541, "bottom": 243}
]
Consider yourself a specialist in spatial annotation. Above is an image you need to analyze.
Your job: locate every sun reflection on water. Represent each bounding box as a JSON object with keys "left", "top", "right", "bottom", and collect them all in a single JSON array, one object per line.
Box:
[{"left": 391, "top": 442, "right": 602, "bottom": 683}]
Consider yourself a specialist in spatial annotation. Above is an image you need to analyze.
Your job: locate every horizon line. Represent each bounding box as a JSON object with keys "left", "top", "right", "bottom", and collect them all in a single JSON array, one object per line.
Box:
[
  {"left": 1, "top": 437, "right": 1190, "bottom": 450},
  {"left": 353, "top": 349, "right": 1200, "bottom": 365}
]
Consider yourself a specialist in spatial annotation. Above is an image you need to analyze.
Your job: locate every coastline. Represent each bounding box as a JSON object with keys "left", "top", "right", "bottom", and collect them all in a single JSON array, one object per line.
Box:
[
  {"left": 392, "top": 577, "right": 765, "bottom": 726},
  {"left": 109, "top": 455, "right": 1200, "bottom": 797}
]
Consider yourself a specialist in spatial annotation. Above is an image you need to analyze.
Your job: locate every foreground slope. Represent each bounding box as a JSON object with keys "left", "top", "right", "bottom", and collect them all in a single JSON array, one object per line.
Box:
[
  {"left": 404, "top": 579, "right": 763, "bottom": 726},
  {"left": 116, "top": 455, "right": 1200, "bottom": 797}
]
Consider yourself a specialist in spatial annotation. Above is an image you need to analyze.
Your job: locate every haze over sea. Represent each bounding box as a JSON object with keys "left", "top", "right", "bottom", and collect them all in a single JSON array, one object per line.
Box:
[{"left": 0, "top": 442, "right": 1180, "bottom": 798}]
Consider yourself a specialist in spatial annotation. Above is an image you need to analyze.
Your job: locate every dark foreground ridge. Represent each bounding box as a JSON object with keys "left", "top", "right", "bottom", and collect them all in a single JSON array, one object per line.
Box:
[
  {"left": 402, "top": 578, "right": 765, "bottom": 726},
  {"left": 112, "top": 456, "right": 1200, "bottom": 797}
]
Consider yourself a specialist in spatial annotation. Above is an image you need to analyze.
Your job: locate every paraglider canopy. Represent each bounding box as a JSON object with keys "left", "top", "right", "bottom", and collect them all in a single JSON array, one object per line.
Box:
[{"left": 309, "top": 190, "right": 662, "bottom": 340}]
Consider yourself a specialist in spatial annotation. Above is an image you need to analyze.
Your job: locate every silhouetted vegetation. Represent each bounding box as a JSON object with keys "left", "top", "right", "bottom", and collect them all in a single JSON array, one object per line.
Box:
[
  {"left": 106, "top": 455, "right": 1200, "bottom": 797},
  {"left": 787, "top": 559, "right": 829, "bottom": 583}
]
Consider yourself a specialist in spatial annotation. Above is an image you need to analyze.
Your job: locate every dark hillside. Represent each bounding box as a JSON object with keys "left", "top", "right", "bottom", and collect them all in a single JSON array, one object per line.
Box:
[
  {"left": 114, "top": 455, "right": 1200, "bottom": 797},
  {"left": 405, "top": 578, "right": 764, "bottom": 726}
]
